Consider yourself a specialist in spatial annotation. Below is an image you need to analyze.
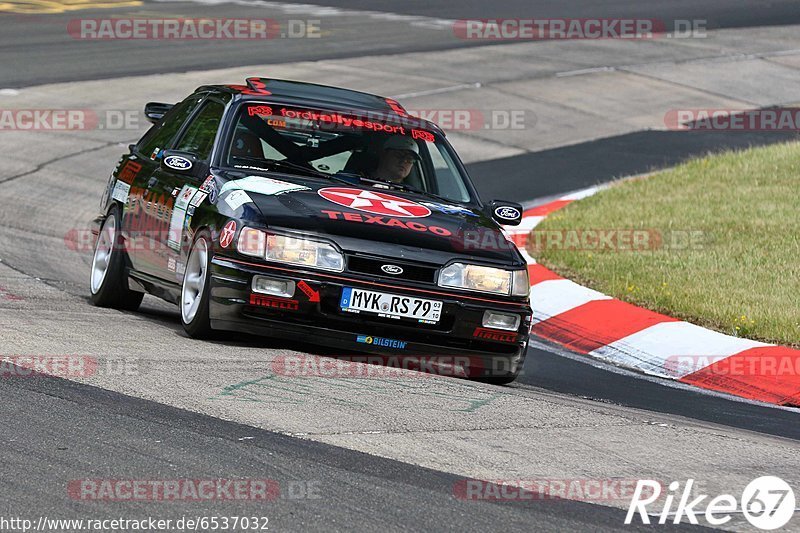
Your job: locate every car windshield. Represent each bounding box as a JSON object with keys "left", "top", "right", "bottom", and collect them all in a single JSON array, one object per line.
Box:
[{"left": 223, "top": 102, "right": 475, "bottom": 203}]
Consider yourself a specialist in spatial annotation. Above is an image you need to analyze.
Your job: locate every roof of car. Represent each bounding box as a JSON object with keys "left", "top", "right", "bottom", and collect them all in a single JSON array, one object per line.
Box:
[{"left": 195, "top": 77, "right": 442, "bottom": 133}]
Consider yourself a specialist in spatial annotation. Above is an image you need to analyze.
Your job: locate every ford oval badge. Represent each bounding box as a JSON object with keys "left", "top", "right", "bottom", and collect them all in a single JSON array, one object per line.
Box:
[
  {"left": 381, "top": 264, "right": 404, "bottom": 275},
  {"left": 494, "top": 206, "right": 521, "bottom": 221},
  {"left": 164, "top": 155, "right": 193, "bottom": 171}
]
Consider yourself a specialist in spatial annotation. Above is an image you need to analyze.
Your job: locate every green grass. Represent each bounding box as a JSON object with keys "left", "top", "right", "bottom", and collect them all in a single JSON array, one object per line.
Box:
[{"left": 533, "top": 141, "right": 800, "bottom": 347}]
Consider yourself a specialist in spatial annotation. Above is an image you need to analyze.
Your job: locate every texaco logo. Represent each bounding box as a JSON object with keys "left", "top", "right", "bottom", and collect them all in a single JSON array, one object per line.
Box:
[
  {"left": 317, "top": 187, "right": 431, "bottom": 218},
  {"left": 220, "top": 220, "right": 237, "bottom": 248}
]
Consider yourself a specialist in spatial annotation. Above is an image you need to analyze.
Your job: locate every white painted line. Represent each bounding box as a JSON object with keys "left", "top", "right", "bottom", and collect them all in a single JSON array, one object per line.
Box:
[
  {"left": 393, "top": 82, "right": 482, "bottom": 100},
  {"left": 0, "top": 89, "right": 20, "bottom": 96},
  {"left": 556, "top": 66, "right": 616, "bottom": 78}
]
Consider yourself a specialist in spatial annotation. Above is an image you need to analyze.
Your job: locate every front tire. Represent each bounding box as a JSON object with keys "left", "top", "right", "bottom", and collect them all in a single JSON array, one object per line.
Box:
[
  {"left": 89, "top": 207, "right": 144, "bottom": 311},
  {"left": 181, "top": 231, "right": 214, "bottom": 339}
]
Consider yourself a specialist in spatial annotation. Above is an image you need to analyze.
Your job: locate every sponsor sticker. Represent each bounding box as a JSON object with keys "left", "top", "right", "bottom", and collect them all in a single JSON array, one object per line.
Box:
[
  {"left": 356, "top": 335, "right": 408, "bottom": 350},
  {"left": 320, "top": 210, "right": 451, "bottom": 236},
  {"left": 200, "top": 175, "right": 218, "bottom": 203},
  {"left": 249, "top": 293, "right": 298, "bottom": 310},
  {"left": 164, "top": 155, "right": 193, "bottom": 171},
  {"left": 220, "top": 176, "right": 310, "bottom": 197},
  {"left": 117, "top": 160, "right": 142, "bottom": 184},
  {"left": 318, "top": 187, "right": 431, "bottom": 218},
  {"left": 167, "top": 185, "right": 198, "bottom": 250},
  {"left": 220, "top": 220, "right": 237, "bottom": 248},
  {"left": 189, "top": 191, "right": 208, "bottom": 208},
  {"left": 422, "top": 201, "right": 478, "bottom": 217},
  {"left": 473, "top": 327, "right": 518, "bottom": 343},
  {"left": 411, "top": 129, "right": 435, "bottom": 142},
  {"left": 111, "top": 180, "right": 131, "bottom": 203},
  {"left": 296, "top": 280, "right": 320, "bottom": 302},
  {"left": 223, "top": 189, "right": 254, "bottom": 211}
]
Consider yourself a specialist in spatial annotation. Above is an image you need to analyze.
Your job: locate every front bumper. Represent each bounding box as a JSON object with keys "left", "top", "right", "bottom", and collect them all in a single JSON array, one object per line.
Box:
[{"left": 209, "top": 256, "right": 532, "bottom": 378}]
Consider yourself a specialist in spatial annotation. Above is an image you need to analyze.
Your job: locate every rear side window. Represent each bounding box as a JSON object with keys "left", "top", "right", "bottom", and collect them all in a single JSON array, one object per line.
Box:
[
  {"left": 174, "top": 100, "right": 226, "bottom": 161},
  {"left": 137, "top": 95, "right": 203, "bottom": 158}
]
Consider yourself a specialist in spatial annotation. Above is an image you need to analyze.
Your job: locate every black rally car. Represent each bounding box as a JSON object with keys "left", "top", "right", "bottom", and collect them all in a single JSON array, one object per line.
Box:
[{"left": 90, "top": 78, "right": 532, "bottom": 383}]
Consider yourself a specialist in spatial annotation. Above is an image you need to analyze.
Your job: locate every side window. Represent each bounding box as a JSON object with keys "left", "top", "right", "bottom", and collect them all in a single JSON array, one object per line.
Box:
[
  {"left": 174, "top": 101, "right": 226, "bottom": 161},
  {"left": 427, "top": 142, "right": 470, "bottom": 202},
  {"left": 137, "top": 96, "right": 202, "bottom": 158}
]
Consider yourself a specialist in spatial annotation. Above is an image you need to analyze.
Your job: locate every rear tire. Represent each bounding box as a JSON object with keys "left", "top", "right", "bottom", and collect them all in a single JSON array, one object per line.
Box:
[
  {"left": 89, "top": 207, "right": 144, "bottom": 311},
  {"left": 181, "top": 231, "right": 214, "bottom": 339}
]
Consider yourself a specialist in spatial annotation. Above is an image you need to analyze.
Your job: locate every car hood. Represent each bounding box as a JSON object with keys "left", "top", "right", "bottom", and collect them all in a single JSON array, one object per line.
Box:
[{"left": 215, "top": 171, "right": 523, "bottom": 265}]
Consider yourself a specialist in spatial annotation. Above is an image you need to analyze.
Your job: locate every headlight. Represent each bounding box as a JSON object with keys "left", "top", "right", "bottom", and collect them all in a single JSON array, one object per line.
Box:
[
  {"left": 236, "top": 228, "right": 344, "bottom": 272},
  {"left": 438, "top": 263, "right": 529, "bottom": 297},
  {"left": 266, "top": 234, "right": 344, "bottom": 272}
]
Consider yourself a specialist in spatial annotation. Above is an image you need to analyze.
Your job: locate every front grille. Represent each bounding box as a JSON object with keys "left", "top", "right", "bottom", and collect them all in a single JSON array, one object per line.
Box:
[{"left": 346, "top": 255, "right": 438, "bottom": 283}]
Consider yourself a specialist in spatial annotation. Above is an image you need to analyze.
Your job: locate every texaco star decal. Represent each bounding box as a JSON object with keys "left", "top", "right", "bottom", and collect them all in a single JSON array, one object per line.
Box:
[
  {"left": 317, "top": 187, "right": 431, "bottom": 218},
  {"left": 220, "top": 220, "right": 237, "bottom": 248}
]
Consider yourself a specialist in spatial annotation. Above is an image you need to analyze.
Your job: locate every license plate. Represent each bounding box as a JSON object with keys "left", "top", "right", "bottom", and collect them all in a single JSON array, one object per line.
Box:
[{"left": 340, "top": 287, "right": 442, "bottom": 324}]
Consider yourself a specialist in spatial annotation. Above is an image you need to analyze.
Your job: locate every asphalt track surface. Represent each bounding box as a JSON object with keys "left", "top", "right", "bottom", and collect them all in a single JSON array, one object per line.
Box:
[
  {"left": 2, "top": 2, "right": 800, "bottom": 531},
  {"left": 285, "top": 0, "right": 800, "bottom": 27},
  {"left": 6, "top": 373, "right": 701, "bottom": 532},
  {"left": 2, "top": 0, "right": 800, "bottom": 87}
]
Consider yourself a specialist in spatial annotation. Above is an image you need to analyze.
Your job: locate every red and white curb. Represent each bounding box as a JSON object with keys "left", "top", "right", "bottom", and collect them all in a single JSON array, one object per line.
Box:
[{"left": 507, "top": 187, "right": 800, "bottom": 407}]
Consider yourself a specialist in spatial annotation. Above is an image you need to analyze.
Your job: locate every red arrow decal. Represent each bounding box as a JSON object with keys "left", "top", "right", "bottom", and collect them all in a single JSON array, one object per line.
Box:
[{"left": 297, "top": 281, "right": 320, "bottom": 303}]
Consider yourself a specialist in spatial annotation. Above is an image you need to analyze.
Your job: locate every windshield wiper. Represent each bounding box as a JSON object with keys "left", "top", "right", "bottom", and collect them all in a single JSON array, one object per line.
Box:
[
  {"left": 230, "top": 157, "right": 354, "bottom": 186},
  {"left": 359, "top": 177, "right": 459, "bottom": 205}
]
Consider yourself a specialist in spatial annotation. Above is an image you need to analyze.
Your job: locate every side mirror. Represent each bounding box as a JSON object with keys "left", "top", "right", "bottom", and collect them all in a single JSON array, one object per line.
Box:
[
  {"left": 144, "top": 102, "right": 174, "bottom": 124},
  {"left": 489, "top": 200, "right": 523, "bottom": 226},
  {"left": 160, "top": 150, "right": 206, "bottom": 178}
]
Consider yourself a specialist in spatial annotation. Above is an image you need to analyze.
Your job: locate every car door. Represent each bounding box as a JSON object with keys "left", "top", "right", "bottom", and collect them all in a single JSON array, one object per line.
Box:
[
  {"left": 123, "top": 95, "right": 204, "bottom": 275},
  {"left": 146, "top": 98, "right": 227, "bottom": 282}
]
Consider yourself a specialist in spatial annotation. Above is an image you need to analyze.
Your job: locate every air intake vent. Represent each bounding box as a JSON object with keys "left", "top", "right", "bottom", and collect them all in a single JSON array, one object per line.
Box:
[{"left": 346, "top": 255, "right": 437, "bottom": 283}]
